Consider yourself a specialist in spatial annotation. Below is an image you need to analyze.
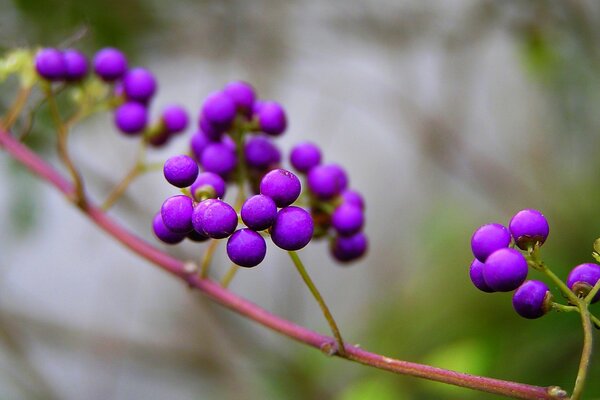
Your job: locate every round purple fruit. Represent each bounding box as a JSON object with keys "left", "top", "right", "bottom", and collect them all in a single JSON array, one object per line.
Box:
[
  {"left": 567, "top": 263, "right": 600, "bottom": 303},
  {"left": 227, "top": 229, "right": 267, "bottom": 268},
  {"left": 509, "top": 209, "right": 549, "bottom": 250},
  {"left": 163, "top": 155, "right": 199, "bottom": 188},
  {"left": 471, "top": 223, "right": 511, "bottom": 262},
  {"left": 469, "top": 259, "right": 495, "bottom": 293},
  {"left": 512, "top": 280, "right": 552, "bottom": 319},
  {"left": 259, "top": 169, "right": 301, "bottom": 208},
  {"left": 482, "top": 248, "right": 528, "bottom": 292},
  {"left": 270, "top": 206, "right": 314, "bottom": 251}
]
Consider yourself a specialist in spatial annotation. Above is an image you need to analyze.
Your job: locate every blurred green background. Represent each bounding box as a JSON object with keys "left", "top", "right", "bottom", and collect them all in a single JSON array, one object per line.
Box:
[{"left": 1, "top": 1, "right": 600, "bottom": 399}]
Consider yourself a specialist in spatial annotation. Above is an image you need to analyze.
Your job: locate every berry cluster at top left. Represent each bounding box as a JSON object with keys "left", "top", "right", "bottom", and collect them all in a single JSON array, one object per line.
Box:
[{"left": 32, "top": 47, "right": 188, "bottom": 147}]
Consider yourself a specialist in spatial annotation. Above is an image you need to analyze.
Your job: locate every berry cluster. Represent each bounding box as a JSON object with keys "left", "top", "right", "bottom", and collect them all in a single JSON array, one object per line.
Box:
[
  {"left": 153, "top": 81, "right": 368, "bottom": 267},
  {"left": 469, "top": 209, "right": 600, "bottom": 319},
  {"left": 34, "top": 47, "right": 189, "bottom": 147}
]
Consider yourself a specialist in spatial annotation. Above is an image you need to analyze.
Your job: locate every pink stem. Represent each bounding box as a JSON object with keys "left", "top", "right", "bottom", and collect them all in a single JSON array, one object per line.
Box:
[{"left": 0, "top": 130, "right": 563, "bottom": 400}]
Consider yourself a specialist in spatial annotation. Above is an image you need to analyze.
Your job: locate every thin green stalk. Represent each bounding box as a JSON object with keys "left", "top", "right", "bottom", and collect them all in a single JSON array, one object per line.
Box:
[
  {"left": 571, "top": 299, "right": 594, "bottom": 400},
  {"left": 585, "top": 279, "right": 600, "bottom": 304},
  {"left": 552, "top": 303, "right": 578, "bottom": 313},
  {"left": 221, "top": 264, "right": 240, "bottom": 288},
  {"left": 288, "top": 251, "right": 346, "bottom": 356},
  {"left": 1, "top": 86, "right": 32, "bottom": 130},
  {"left": 200, "top": 239, "right": 219, "bottom": 278},
  {"left": 101, "top": 142, "right": 147, "bottom": 210}
]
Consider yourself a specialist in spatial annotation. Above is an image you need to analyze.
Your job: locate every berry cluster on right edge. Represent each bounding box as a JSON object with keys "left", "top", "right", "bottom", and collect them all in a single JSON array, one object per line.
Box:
[{"left": 469, "top": 209, "right": 600, "bottom": 319}]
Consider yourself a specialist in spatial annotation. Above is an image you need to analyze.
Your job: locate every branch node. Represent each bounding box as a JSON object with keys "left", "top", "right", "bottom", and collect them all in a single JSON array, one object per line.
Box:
[
  {"left": 547, "top": 386, "right": 568, "bottom": 398},
  {"left": 320, "top": 341, "right": 337, "bottom": 357}
]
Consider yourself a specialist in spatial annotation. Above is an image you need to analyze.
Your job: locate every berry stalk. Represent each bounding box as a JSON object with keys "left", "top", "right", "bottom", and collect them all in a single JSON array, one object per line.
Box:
[
  {"left": 0, "top": 129, "right": 565, "bottom": 399},
  {"left": 571, "top": 299, "right": 593, "bottom": 400}
]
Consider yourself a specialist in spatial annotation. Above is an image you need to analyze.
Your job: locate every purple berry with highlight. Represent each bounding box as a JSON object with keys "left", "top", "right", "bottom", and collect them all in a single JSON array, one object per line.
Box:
[
  {"left": 260, "top": 169, "right": 301, "bottom": 208},
  {"left": 201, "top": 91, "right": 236, "bottom": 131},
  {"left": 163, "top": 155, "right": 199, "bottom": 188},
  {"left": 63, "top": 49, "right": 88, "bottom": 81},
  {"left": 190, "top": 172, "right": 226, "bottom": 200},
  {"left": 331, "top": 232, "right": 368, "bottom": 263},
  {"left": 482, "top": 248, "right": 528, "bottom": 292},
  {"left": 270, "top": 206, "right": 314, "bottom": 251},
  {"left": 224, "top": 81, "right": 256, "bottom": 114},
  {"left": 192, "top": 199, "right": 238, "bottom": 239},
  {"left": 35, "top": 48, "right": 66, "bottom": 81},
  {"left": 227, "top": 229, "right": 267, "bottom": 268},
  {"left": 469, "top": 259, "right": 495, "bottom": 293},
  {"left": 471, "top": 223, "right": 511, "bottom": 262},
  {"left": 290, "top": 142, "right": 321, "bottom": 173},
  {"left": 123, "top": 67, "right": 157, "bottom": 103},
  {"left": 341, "top": 189, "right": 365, "bottom": 210},
  {"left": 331, "top": 203, "right": 364, "bottom": 237},
  {"left": 160, "top": 195, "right": 194, "bottom": 233},
  {"left": 162, "top": 105, "right": 188, "bottom": 134},
  {"left": 512, "top": 280, "right": 552, "bottom": 319},
  {"left": 93, "top": 47, "right": 127, "bottom": 81},
  {"left": 567, "top": 263, "right": 600, "bottom": 303},
  {"left": 257, "top": 101, "right": 287, "bottom": 136},
  {"left": 241, "top": 194, "right": 277, "bottom": 231},
  {"left": 307, "top": 164, "right": 348, "bottom": 200},
  {"left": 200, "top": 142, "right": 238, "bottom": 177},
  {"left": 152, "top": 212, "right": 186, "bottom": 244},
  {"left": 509, "top": 209, "right": 549, "bottom": 250},
  {"left": 114, "top": 102, "right": 147, "bottom": 134},
  {"left": 245, "top": 136, "right": 280, "bottom": 169}
]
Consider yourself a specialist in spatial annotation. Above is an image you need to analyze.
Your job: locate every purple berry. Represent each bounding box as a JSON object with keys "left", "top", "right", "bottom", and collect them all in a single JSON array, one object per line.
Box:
[
  {"left": 307, "top": 164, "right": 348, "bottom": 200},
  {"left": 122, "top": 67, "right": 157, "bottom": 103},
  {"left": 227, "top": 229, "right": 267, "bottom": 268},
  {"left": 469, "top": 259, "right": 495, "bottom": 293},
  {"left": 190, "top": 130, "right": 211, "bottom": 160},
  {"left": 224, "top": 81, "right": 256, "bottom": 114},
  {"left": 241, "top": 194, "right": 277, "bottom": 231},
  {"left": 245, "top": 136, "right": 280, "bottom": 169},
  {"left": 257, "top": 101, "right": 287, "bottom": 136},
  {"left": 93, "top": 47, "right": 127, "bottom": 81},
  {"left": 482, "top": 248, "right": 528, "bottom": 292},
  {"left": 471, "top": 223, "right": 511, "bottom": 262},
  {"left": 160, "top": 195, "right": 194, "bottom": 233},
  {"left": 290, "top": 142, "right": 321, "bottom": 173},
  {"left": 35, "top": 48, "right": 66, "bottom": 81},
  {"left": 512, "top": 280, "right": 552, "bottom": 319},
  {"left": 199, "top": 116, "right": 223, "bottom": 140},
  {"left": 114, "top": 102, "right": 147, "bottom": 134},
  {"left": 192, "top": 199, "right": 238, "bottom": 239},
  {"left": 162, "top": 105, "right": 188, "bottom": 134},
  {"left": 270, "top": 206, "right": 314, "bottom": 251},
  {"left": 63, "top": 49, "right": 88, "bottom": 81},
  {"left": 509, "top": 209, "right": 550, "bottom": 250},
  {"left": 152, "top": 212, "right": 186, "bottom": 244},
  {"left": 163, "top": 155, "right": 199, "bottom": 188},
  {"left": 260, "top": 169, "right": 301, "bottom": 208},
  {"left": 201, "top": 91, "right": 237, "bottom": 131},
  {"left": 190, "top": 172, "right": 226, "bottom": 200},
  {"left": 341, "top": 189, "right": 365, "bottom": 210},
  {"left": 331, "top": 203, "right": 364, "bottom": 237},
  {"left": 567, "top": 263, "right": 600, "bottom": 303},
  {"left": 331, "top": 232, "right": 368, "bottom": 263},
  {"left": 200, "top": 142, "right": 238, "bottom": 177}
]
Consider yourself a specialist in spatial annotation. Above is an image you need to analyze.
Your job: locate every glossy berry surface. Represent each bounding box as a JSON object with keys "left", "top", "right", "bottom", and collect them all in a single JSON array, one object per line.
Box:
[
  {"left": 482, "top": 248, "right": 528, "bottom": 292},
  {"left": 257, "top": 101, "right": 287, "bottom": 136},
  {"left": 331, "top": 232, "right": 368, "bottom": 263},
  {"left": 567, "top": 263, "right": 600, "bottom": 303},
  {"left": 35, "top": 48, "right": 66, "bottom": 81},
  {"left": 307, "top": 164, "right": 348, "bottom": 200},
  {"left": 245, "top": 136, "right": 280, "bottom": 169},
  {"left": 227, "top": 229, "right": 267, "bottom": 268},
  {"left": 470, "top": 223, "right": 511, "bottom": 262},
  {"left": 241, "top": 194, "right": 277, "bottom": 231},
  {"left": 259, "top": 169, "right": 301, "bottom": 208},
  {"left": 509, "top": 209, "right": 549, "bottom": 250},
  {"left": 162, "top": 105, "right": 188, "bottom": 133},
  {"left": 224, "top": 81, "right": 255, "bottom": 114},
  {"left": 191, "top": 172, "right": 226, "bottom": 200},
  {"left": 200, "top": 142, "right": 237, "bottom": 177},
  {"left": 152, "top": 212, "right": 186, "bottom": 244},
  {"left": 290, "top": 142, "right": 321, "bottom": 173},
  {"left": 160, "top": 195, "right": 194, "bottom": 233},
  {"left": 192, "top": 199, "right": 238, "bottom": 239},
  {"left": 331, "top": 203, "right": 364, "bottom": 236},
  {"left": 270, "top": 206, "right": 314, "bottom": 251},
  {"left": 469, "top": 259, "right": 495, "bottom": 293},
  {"left": 163, "top": 155, "right": 199, "bottom": 188},
  {"left": 201, "top": 91, "right": 236, "bottom": 131},
  {"left": 123, "top": 67, "right": 157, "bottom": 102},
  {"left": 63, "top": 49, "right": 88, "bottom": 81},
  {"left": 93, "top": 47, "right": 127, "bottom": 81},
  {"left": 114, "top": 102, "right": 147, "bottom": 134},
  {"left": 512, "top": 280, "right": 551, "bottom": 319}
]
